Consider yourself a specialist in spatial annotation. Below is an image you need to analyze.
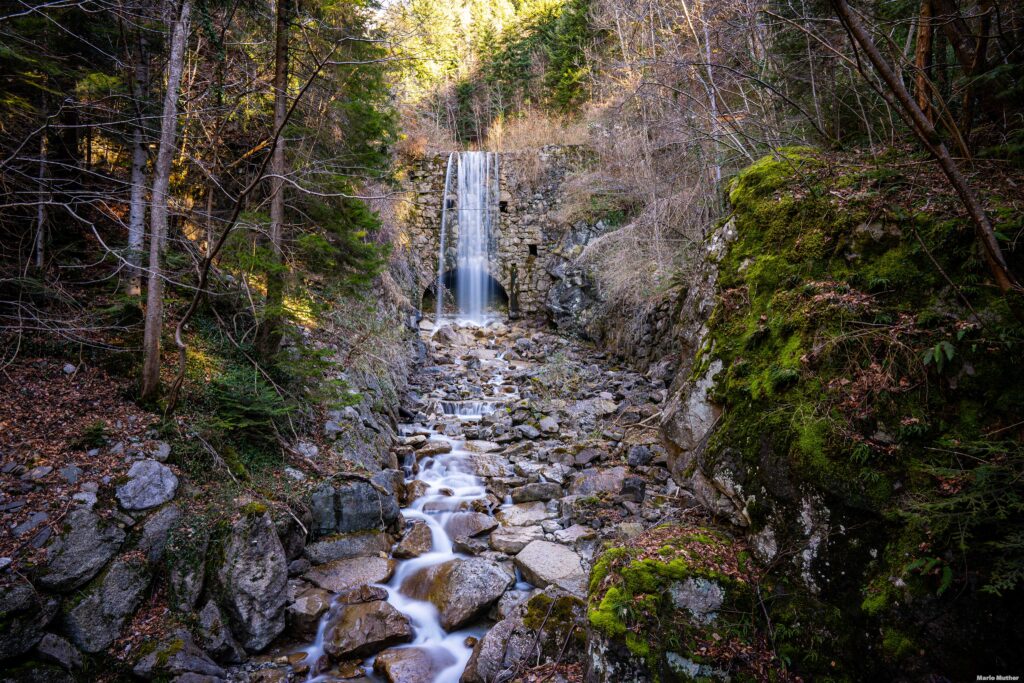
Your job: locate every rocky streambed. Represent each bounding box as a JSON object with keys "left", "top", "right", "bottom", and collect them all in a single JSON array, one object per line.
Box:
[{"left": 231, "top": 317, "right": 685, "bottom": 682}]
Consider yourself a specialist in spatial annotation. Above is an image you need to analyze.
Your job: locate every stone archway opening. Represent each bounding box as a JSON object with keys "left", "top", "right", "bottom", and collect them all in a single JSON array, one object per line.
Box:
[{"left": 422, "top": 268, "right": 510, "bottom": 317}]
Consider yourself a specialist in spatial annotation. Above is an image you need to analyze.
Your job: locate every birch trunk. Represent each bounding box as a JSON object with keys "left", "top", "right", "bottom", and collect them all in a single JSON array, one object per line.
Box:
[{"left": 128, "top": 33, "right": 149, "bottom": 296}]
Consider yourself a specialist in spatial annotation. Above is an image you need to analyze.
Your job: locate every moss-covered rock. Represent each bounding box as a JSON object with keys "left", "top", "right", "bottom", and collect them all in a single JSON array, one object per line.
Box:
[
  {"left": 662, "top": 149, "right": 1024, "bottom": 680},
  {"left": 586, "top": 525, "right": 788, "bottom": 681}
]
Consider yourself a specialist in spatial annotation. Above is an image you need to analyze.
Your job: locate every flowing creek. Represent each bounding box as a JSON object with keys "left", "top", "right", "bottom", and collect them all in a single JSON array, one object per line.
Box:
[{"left": 299, "top": 319, "right": 530, "bottom": 682}]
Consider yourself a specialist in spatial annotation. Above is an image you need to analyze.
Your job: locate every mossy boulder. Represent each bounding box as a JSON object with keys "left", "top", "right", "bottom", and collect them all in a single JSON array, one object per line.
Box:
[{"left": 586, "top": 525, "right": 785, "bottom": 682}]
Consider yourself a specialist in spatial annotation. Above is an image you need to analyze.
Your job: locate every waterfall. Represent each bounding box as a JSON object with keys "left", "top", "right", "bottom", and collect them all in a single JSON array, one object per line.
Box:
[
  {"left": 435, "top": 152, "right": 456, "bottom": 320},
  {"left": 455, "top": 151, "right": 495, "bottom": 323}
]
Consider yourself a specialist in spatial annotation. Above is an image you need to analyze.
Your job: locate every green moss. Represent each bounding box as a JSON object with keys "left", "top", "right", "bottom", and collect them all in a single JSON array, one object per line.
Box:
[
  {"left": 588, "top": 585, "right": 628, "bottom": 637},
  {"left": 155, "top": 638, "right": 185, "bottom": 667},
  {"left": 240, "top": 502, "right": 268, "bottom": 517},
  {"left": 881, "top": 628, "right": 915, "bottom": 659}
]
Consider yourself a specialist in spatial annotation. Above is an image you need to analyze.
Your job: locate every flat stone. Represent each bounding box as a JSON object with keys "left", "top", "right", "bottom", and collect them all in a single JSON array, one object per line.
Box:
[
  {"left": 21, "top": 465, "right": 52, "bottom": 481},
  {"left": 538, "top": 416, "right": 559, "bottom": 433},
  {"left": 12, "top": 511, "right": 48, "bottom": 537},
  {"left": 416, "top": 440, "right": 453, "bottom": 457},
  {"left": 510, "top": 482, "right": 561, "bottom": 503},
  {"left": 115, "top": 459, "right": 178, "bottom": 510},
  {"left": 37, "top": 633, "right": 82, "bottom": 670},
  {"left": 464, "top": 453, "right": 515, "bottom": 478},
  {"left": 444, "top": 511, "right": 498, "bottom": 538},
  {"left": 669, "top": 577, "right": 725, "bottom": 625},
  {"left": 495, "top": 502, "right": 554, "bottom": 527},
  {"left": 464, "top": 440, "right": 500, "bottom": 453},
  {"left": 514, "top": 540, "right": 587, "bottom": 596},
  {"left": 568, "top": 466, "right": 627, "bottom": 496},
  {"left": 303, "top": 555, "right": 395, "bottom": 593},
  {"left": 304, "top": 531, "right": 392, "bottom": 565},
  {"left": 515, "top": 424, "right": 541, "bottom": 439},
  {"left": 553, "top": 524, "right": 597, "bottom": 546},
  {"left": 489, "top": 526, "right": 544, "bottom": 554}
]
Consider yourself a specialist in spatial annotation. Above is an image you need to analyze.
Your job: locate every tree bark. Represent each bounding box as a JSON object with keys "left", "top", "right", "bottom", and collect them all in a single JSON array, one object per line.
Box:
[
  {"left": 255, "top": 0, "right": 291, "bottom": 359},
  {"left": 914, "top": 0, "right": 933, "bottom": 124},
  {"left": 35, "top": 126, "right": 48, "bottom": 270},
  {"left": 141, "top": 0, "right": 192, "bottom": 401},
  {"left": 831, "top": 0, "right": 1019, "bottom": 294},
  {"left": 128, "top": 32, "right": 149, "bottom": 297}
]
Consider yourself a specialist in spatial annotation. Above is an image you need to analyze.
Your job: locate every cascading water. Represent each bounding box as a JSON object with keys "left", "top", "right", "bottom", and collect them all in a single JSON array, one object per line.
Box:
[
  {"left": 435, "top": 152, "right": 456, "bottom": 320},
  {"left": 454, "top": 151, "right": 498, "bottom": 324}
]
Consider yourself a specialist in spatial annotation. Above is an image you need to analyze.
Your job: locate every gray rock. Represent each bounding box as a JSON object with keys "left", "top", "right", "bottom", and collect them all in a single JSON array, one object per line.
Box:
[
  {"left": 151, "top": 441, "right": 172, "bottom": 462},
  {"left": 216, "top": 510, "right": 288, "bottom": 652},
  {"left": 393, "top": 520, "right": 433, "bottom": 559},
  {"left": 287, "top": 558, "right": 311, "bottom": 576},
  {"left": 401, "top": 558, "right": 512, "bottom": 630},
  {"left": 620, "top": 476, "right": 646, "bottom": 503},
  {"left": 514, "top": 424, "right": 541, "bottom": 440},
  {"left": 21, "top": 465, "right": 52, "bottom": 481},
  {"left": 538, "top": 416, "right": 559, "bottom": 433},
  {"left": 133, "top": 630, "right": 225, "bottom": 680},
  {"left": 274, "top": 507, "right": 311, "bottom": 561},
  {"left": 510, "top": 482, "right": 561, "bottom": 503},
  {"left": 627, "top": 444, "right": 653, "bottom": 467},
  {"left": 444, "top": 511, "right": 497, "bottom": 539},
  {"left": 495, "top": 502, "right": 553, "bottom": 527},
  {"left": 37, "top": 508, "right": 124, "bottom": 592},
  {"left": 514, "top": 540, "right": 587, "bottom": 596},
  {"left": 64, "top": 554, "right": 151, "bottom": 653},
  {"left": 374, "top": 646, "right": 455, "bottom": 683},
  {"left": 139, "top": 504, "right": 181, "bottom": 564},
  {"left": 568, "top": 466, "right": 627, "bottom": 496},
  {"left": 286, "top": 587, "right": 331, "bottom": 638},
  {"left": 12, "top": 511, "right": 48, "bottom": 537},
  {"left": 460, "top": 613, "right": 535, "bottom": 683},
  {"left": 323, "top": 600, "right": 413, "bottom": 659},
  {"left": 308, "top": 479, "right": 401, "bottom": 538},
  {"left": 62, "top": 363, "right": 76, "bottom": 374},
  {"left": 304, "top": 531, "right": 391, "bottom": 565},
  {"left": 303, "top": 555, "right": 395, "bottom": 593},
  {"left": 669, "top": 577, "right": 724, "bottom": 625},
  {"left": 168, "top": 529, "right": 208, "bottom": 611},
  {"left": 116, "top": 459, "right": 178, "bottom": 510},
  {"left": 0, "top": 579, "right": 59, "bottom": 659},
  {"left": 196, "top": 601, "right": 244, "bottom": 663},
  {"left": 58, "top": 466, "right": 81, "bottom": 484},
  {"left": 36, "top": 634, "right": 81, "bottom": 670},
  {"left": 489, "top": 526, "right": 544, "bottom": 554}
]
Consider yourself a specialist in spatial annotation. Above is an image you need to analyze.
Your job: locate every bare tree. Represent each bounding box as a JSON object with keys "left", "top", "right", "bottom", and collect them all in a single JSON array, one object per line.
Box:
[
  {"left": 128, "top": 29, "right": 149, "bottom": 296},
  {"left": 831, "top": 0, "right": 1020, "bottom": 294},
  {"left": 141, "top": 0, "right": 192, "bottom": 401}
]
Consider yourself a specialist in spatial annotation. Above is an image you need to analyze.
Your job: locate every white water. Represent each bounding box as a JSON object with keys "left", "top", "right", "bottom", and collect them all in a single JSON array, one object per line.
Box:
[
  {"left": 455, "top": 151, "right": 498, "bottom": 324},
  {"left": 301, "top": 338, "right": 520, "bottom": 682},
  {"left": 435, "top": 152, "right": 456, "bottom": 321}
]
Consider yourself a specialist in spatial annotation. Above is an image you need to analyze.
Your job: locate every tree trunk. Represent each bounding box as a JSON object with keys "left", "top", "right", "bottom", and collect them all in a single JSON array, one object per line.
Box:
[
  {"left": 128, "top": 32, "right": 149, "bottom": 297},
  {"left": 141, "top": 0, "right": 192, "bottom": 401},
  {"left": 35, "top": 127, "right": 48, "bottom": 270},
  {"left": 255, "top": 0, "right": 290, "bottom": 359},
  {"left": 914, "top": 0, "right": 933, "bottom": 124},
  {"left": 831, "top": 0, "right": 1019, "bottom": 294}
]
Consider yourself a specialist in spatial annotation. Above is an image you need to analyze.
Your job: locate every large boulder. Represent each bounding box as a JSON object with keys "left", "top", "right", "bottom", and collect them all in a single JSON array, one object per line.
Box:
[
  {"left": 303, "top": 555, "right": 395, "bottom": 593},
  {"left": 568, "top": 466, "right": 627, "bottom": 496},
  {"left": 35, "top": 634, "right": 81, "bottom": 671},
  {"left": 133, "top": 630, "right": 225, "bottom": 680},
  {"left": 63, "top": 554, "right": 151, "bottom": 653},
  {"left": 460, "top": 613, "right": 535, "bottom": 683},
  {"left": 374, "top": 646, "right": 456, "bottom": 683},
  {"left": 393, "top": 520, "right": 433, "bottom": 558},
  {"left": 303, "top": 531, "right": 392, "bottom": 565},
  {"left": 138, "top": 504, "right": 181, "bottom": 564},
  {"left": 0, "top": 579, "right": 58, "bottom": 660},
  {"left": 401, "top": 558, "right": 512, "bottom": 630},
  {"left": 115, "top": 459, "right": 178, "bottom": 510},
  {"left": 444, "top": 511, "right": 497, "bottom": 539},
  {"left": 495, "top": 502, "right": 554, "bottom": 527},
  {"left": 216, "top": 509, "right": 288, "bottom": 652},
  {"left": 323, "top": 600, "right": 413, "bottom": 659},
  {"left": 510, "top": 482, "right": 562, "bottom": 503},
  {"left": 514, "top": 541, "right": 587, "bottom": 596},
  {"left": 309, "top": 479, "right": 401, "bottom": 538},
  {"left": 168, "top": 527, "right": 208, "bottom": 611},
  {"left": 196, "top": 600, "right": 245, "bottom": 664},
  {"left": 37, "top": 508, "right": 124, "bottom": 592},
  {"left": 489, "top": 526, "right": 544, "bottom": 554}
]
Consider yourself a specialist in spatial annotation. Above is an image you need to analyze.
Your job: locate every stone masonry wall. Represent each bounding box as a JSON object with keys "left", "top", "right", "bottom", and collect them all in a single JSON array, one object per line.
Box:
[{"left": 401, "top": 146, "right": 593, "bottom": 317}]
